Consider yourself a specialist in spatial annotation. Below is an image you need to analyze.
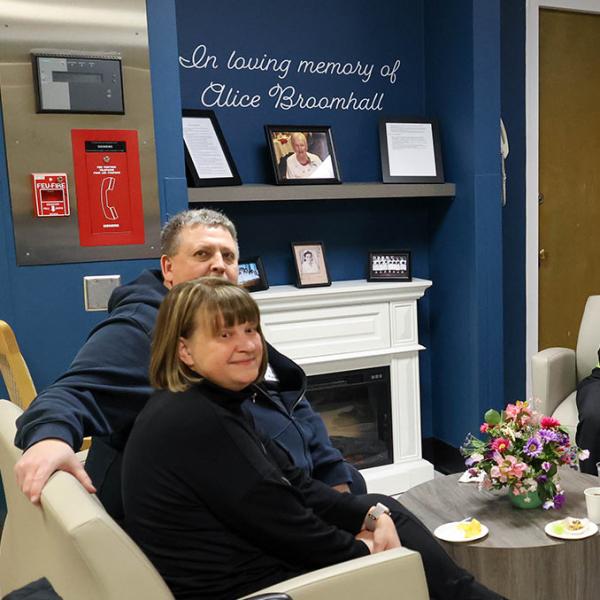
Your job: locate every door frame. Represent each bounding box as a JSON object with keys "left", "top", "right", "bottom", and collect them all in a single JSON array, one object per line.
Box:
[{"left": 525, "top": 0, "right": 600, "bottom": 395}]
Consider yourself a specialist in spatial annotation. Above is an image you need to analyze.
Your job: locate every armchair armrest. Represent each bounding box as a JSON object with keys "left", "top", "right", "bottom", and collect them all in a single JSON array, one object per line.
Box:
[
  {"left": 531, "top": 347, "right": 577, "bottom": 417},
  {"left": 243, "top": 547, "right": 428, "bottom": 600}
]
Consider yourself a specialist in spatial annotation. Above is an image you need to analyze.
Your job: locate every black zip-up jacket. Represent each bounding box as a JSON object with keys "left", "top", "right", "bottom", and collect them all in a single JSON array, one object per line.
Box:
[{"left": 122, "top": 381, "right": 372, "bottom": 600}]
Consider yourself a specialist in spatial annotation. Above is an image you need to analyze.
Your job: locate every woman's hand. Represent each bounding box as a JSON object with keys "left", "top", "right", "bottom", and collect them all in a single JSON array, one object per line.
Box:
[
  {"left": 371, "top": 513, "right": 401, "bottom": 552},
  {"left": 355, "top": 529, "right": 375, "bottom": 553}
]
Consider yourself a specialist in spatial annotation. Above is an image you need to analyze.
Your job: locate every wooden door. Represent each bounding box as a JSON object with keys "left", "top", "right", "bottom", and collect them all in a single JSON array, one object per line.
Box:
[{"left": 539, "top": 9, "right": 600, "bottom": 350}]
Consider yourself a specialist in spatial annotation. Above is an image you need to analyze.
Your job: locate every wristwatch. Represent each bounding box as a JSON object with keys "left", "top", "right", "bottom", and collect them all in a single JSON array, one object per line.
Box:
[{"left": 365, "top": 502, "right": 391, "bottom": 531}]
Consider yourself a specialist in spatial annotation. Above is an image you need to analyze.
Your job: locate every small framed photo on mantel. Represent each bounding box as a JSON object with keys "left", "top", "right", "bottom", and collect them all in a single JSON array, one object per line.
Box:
[
  {"left": 291, "top": 241, "right": 332, "bottom": 288},
  {"left": 265, "top": 125, "right": 341, "bottom": 185},
  {"left": 379, "top": 117, "right": 444, "bottom": 183},
  {"left": 368, "top": 250, "right": 412, "bottom": 282},
  {"left": 182, "top": 109, "right": 241, "bottom": 187},
  {"left": 238, "top": 256, "right": 269, "bottom": 292}
]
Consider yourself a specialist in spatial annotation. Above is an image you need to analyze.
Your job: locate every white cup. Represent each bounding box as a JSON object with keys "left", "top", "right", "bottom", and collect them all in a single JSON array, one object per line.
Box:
[{"left": 584, "top": 487, "right": 600, "bottom": 524}]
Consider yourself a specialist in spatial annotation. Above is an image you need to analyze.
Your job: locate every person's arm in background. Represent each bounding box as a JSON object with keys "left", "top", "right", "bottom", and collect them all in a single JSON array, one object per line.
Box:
[{"left": 14, "top": 315, "right": 153, "bottom": 503}]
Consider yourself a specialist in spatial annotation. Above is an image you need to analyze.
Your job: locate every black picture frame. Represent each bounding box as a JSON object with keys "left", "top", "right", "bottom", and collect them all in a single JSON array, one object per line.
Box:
[
  {"left": 265, "top": 125, "right": 341, "bottom": 185},
  {"left": 291, "top": 241, "right": 332, "bottom": 288},
  {"left": 182, "top": 109, "right": 241, "bottom": 187},
  {"left": 238, "top": 256, "right": 269, "bottom": 293},
  {"left": 378, "top": 117, "right": 444, "bottom": 183},
  {"left": 367, "top": 250, "right": 412, "bottom": 282}
]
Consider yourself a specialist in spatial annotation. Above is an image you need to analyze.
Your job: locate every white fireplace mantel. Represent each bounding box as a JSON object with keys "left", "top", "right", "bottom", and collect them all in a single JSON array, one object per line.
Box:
[{"left": 254, "top": 278, "right": 434, "bottom": 495}]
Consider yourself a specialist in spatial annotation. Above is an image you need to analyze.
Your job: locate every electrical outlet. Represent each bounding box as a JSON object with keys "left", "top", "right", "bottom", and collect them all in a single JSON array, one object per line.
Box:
[{"left": 83, "top": 275, "right": 121, "bottom": 311}]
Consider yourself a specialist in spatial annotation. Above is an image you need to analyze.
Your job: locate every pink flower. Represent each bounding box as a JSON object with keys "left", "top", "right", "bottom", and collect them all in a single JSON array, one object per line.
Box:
[
  {"left": 491, "top": 437, "right": 511, "bottom": 453},
  {"left": 504, "top": 403, "right": 519, "bottom": 420},
  {"left": 492, "top": 453, "right": 527, "bottom": 481},
  {"left": 541, "top": 416, "right": 561, "bottom": 429},
  {"left": 504, "top": 456, "right": 528, "bottom": 479},
  {"left": 480, "top": 423, "right": 489, "bottom": 433}
]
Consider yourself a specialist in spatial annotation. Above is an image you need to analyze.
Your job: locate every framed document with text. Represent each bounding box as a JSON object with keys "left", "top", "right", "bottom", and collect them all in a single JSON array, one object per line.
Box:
[
  {"left": 182, "top": 109, "right": 241, "bottom": 187},
  {"left": 379, "top": 118, "right": 444, "bottom": 183}
]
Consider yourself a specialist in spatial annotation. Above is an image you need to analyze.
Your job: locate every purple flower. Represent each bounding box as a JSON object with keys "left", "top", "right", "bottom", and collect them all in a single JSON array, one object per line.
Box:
[
  {"left": 543, "top": 499, "right": 555, "bottom": 510},
  {"left": 553, "top": 492, "right": 566, "bottom": 510},
  {"left": 541, "top": 461, "right": 552, "bottom": 472},
  {"left": 536, "top": 474, "right": 548, "bottom": 484},
  {"left": 524, "top": 436, "right": 543, "bottom": 458},
  {"left": 539, "top": 429, "right": 560, "bottom": 443}
]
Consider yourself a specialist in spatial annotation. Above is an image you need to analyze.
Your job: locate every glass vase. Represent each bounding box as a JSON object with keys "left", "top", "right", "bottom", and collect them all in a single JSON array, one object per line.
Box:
[{"left": 508, "top": 486, "right": 542, "bottom": 509}]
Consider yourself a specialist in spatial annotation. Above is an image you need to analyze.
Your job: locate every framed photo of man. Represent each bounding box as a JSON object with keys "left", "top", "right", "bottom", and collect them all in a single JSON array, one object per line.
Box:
[
  {"left": 265, "top": 125, "right": 341, "bottom": 185},
  {"left": 238, "top": 256, "right": 269, "bottom": 292},
  {"left": 291, "top": 241, "right": 332, "bottom": 288},
  {"left": 368, "top": 250, "right": 412, "bottom": 282},
  {"left": 378, "top": 117, "right": 444, "bottom": 183}
]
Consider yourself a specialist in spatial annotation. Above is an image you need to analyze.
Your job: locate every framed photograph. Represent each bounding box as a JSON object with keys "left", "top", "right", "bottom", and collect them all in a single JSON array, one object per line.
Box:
[
  {"left": 265, "top": 125, "right": 341, "bottom": 185},
  {"left": 367, "top": 250, "right": 412, "bottom": 282},
  {"left": 291, "top": 241, "right": 332, "bottom": 288},
  {"left": 182, "top": 109, "right": 241, "bottom": 187},
  {"left": 379, "top": 118, "right": 444, "bottom": 183},
  {"left": 238, "top": 256, "right": 269, "bottom": 293}
]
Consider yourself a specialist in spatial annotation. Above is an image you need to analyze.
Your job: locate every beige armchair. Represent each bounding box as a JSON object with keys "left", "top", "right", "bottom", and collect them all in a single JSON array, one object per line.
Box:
[
  {"left": 0, "top": 400, "right": 429, "bottom": 600},
  {"left": 531, "top": 295, "right": 600, "bottom": 439}
]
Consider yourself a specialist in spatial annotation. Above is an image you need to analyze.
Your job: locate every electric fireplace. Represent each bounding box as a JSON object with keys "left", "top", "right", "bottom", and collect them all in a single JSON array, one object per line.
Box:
[{"left": 306, "top": 366, "right": 393, "bottom": 470}]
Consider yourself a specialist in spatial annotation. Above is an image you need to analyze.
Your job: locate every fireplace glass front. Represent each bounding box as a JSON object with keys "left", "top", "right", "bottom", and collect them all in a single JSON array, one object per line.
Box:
[{"left": 306, "top": 366, "right": 393, "bottom": 469}]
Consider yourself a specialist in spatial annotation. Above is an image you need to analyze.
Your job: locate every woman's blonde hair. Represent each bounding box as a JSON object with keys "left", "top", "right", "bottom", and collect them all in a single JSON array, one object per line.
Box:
[{"left": 150, "top": 277, "right": 268, "bottom": 392}]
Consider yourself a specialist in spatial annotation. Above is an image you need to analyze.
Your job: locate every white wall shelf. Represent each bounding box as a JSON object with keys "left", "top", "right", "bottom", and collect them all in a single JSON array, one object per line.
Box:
[{"left": 188, "top": 182, "right": 455, "bottom": 203}]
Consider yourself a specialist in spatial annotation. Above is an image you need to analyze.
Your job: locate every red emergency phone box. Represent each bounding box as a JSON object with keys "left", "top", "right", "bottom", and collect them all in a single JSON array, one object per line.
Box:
[{"left": 71, "top": 129, "right": 145, "bottom": 246}]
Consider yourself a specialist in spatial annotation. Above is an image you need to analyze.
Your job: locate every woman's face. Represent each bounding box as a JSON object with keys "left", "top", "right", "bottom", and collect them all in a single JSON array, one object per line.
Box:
[{"left": 178, "top": 314, "right": 263, "bottom": 391}]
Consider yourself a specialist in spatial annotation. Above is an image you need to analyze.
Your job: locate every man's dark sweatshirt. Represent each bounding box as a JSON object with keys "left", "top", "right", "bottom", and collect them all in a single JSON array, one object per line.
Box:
[{"left": 14, "top": 270, "right": 352, "bottom": 517}]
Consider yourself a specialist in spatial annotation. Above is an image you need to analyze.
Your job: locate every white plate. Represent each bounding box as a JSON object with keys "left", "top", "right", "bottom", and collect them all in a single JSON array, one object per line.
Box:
[
  {"left": 545, "top": 518, "right": 599, "bottom": 540},
  {"left": 433, "top": 521, "right": 489, "bottom": 543}
]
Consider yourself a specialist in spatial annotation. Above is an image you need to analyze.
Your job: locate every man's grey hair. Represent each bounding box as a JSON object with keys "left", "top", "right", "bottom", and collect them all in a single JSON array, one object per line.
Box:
[{"left": 160, "top": 209, "right": 238, "bottom": 256}]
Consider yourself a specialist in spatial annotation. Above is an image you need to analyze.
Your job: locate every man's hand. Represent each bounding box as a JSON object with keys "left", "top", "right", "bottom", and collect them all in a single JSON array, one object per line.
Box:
[{"left": 14, "top": 439, "right": 96, "bottom": 504}]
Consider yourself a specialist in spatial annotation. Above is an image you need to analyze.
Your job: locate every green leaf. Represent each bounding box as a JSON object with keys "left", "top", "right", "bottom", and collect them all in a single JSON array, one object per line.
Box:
[{"left": 484, "top": 409, "right": 501, "bottom": 425}]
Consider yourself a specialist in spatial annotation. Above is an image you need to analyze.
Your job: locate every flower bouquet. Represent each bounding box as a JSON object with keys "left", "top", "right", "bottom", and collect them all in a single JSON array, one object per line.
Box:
[{"left": 461, "top": 400, "right": 589, "bottom": 509}]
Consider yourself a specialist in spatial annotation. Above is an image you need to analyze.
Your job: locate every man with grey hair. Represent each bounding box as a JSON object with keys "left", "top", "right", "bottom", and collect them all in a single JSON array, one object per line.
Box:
[{"left": 15, "top": 208, "right": 363, "bottom": 519}]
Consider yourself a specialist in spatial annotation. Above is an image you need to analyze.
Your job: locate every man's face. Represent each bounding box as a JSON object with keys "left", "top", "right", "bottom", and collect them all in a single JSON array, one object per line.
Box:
[{"left": 161, "top": 224, "right": 239, "bottom": 288}]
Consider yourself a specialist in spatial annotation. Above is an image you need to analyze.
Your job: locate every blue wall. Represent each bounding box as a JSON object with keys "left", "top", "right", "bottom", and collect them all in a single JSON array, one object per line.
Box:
[
  {"left": 424, "top": 0, "right": 504, "bottom": 445},
  {"left": 0, "top": 0, "right": 522, "bottom": 450},
  {"left": 501, "top": 0, "right": 527, "bottom": 405},
  {"left": 177, "top": 0, "right": 424, "bottom": 184}
]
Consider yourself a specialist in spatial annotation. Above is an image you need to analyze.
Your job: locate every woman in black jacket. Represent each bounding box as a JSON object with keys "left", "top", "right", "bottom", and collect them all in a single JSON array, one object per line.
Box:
[{"left": 122, "top": 277, "right": 504, "bottom": 600}]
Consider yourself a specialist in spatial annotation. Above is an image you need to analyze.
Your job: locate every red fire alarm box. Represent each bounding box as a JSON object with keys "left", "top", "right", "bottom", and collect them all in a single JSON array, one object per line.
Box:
[
  {"left": 32, "top": 173, "right": 70, "bottom": 217},
  {"left": 71, "top": 129, "right": 145, "bottom": 246}
]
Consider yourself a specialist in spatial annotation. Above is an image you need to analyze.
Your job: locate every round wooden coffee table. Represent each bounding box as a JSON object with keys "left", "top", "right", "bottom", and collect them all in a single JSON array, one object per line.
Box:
[{"left": 400, "top": 468, "right": 599, "bottom": 600}]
